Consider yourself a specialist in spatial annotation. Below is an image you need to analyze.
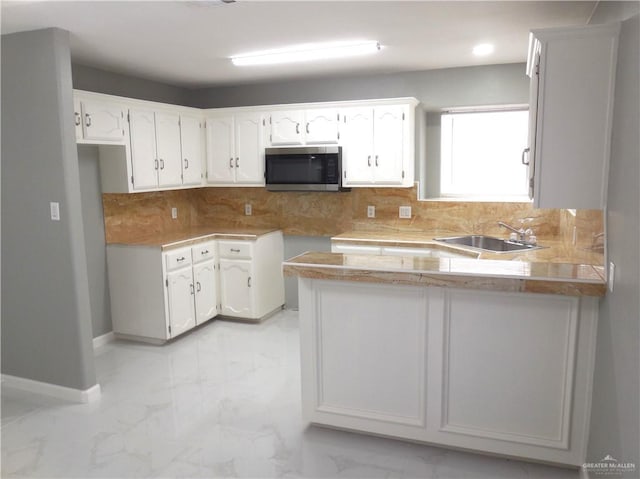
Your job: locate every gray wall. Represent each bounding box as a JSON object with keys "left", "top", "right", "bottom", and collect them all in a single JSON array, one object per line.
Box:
[
  {"left": 283, "top": 236, "right": 332, "bottom": 309},
  {"left": 1, "top": 28, "right": 97, "bottom": 390},
  {"left": 190, "top": 63, "right": 528, "bottom": 109},
  {"left": 72, "top": 63, "right": 192, "bottom": 106},
  {"left": 78, "top": 145, "right": 112, "bottom": 338},
  {"left": 587, "top": 6, "right": 640, "bottom": 473}
]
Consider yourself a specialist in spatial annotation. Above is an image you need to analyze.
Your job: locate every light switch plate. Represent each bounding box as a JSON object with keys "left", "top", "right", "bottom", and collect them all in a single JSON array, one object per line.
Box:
[
  {"left": 171, "top": 207, "right": 178, "bottom": 219},
  {"left": 399, "top": 206, "right": 412, "bottom": 219},
  {"left": 608, "top": 262, "right": 615, "bottom": 292},
  {"left": 50, "top": 202, "right": 60, "bottom": 221},
  {"left": 367, "top": 205, "right": 375, "bottom": 218},
  {"left": 245, "top": 204, "right": 252, "bottom": 216}
]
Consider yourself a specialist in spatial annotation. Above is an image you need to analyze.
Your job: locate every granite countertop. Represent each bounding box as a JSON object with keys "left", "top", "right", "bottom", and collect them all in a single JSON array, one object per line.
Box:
[
  {"left": 107, "top": 227, "right": 281, "bottom": 250},
  {"left": 283, "top": 251, "right": 606, "bottom": 297},
  {"left": 332, "top": 230, "right": 605, "bottom": 266}
]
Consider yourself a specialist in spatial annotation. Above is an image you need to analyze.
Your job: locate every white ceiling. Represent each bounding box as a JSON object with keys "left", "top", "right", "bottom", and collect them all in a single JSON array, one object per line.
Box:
[{"left": 1, "top": 1, "right": 597, "bottom": 88}]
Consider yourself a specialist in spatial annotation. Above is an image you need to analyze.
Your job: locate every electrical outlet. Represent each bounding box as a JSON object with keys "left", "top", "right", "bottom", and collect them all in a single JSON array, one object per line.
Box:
[
  {"left": 608, "top": 261, "right": 615, "bottom": 292},
  {"left": 399, "top": 206, "right": 412, "bottom": 219},
  {"left": 245, "top": 204, "right": 252, "bottom": 216},
  {"left": 50, "top": 202, "right": 60, "bottom": 221},
  {"left": 367, "top": 205, "right": 375, "bottom": 218},
  {"left": 171, "top": 207, "right": 178, "bottom": 219}
]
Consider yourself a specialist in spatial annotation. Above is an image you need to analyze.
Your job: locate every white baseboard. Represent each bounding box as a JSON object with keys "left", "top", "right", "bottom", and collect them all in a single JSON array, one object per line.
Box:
[
  {"left": 93, "top": 331, "right": 115, "bottom": 349},
  {"left": 1, "top": 374, "right": 101, "bottom": 403}
]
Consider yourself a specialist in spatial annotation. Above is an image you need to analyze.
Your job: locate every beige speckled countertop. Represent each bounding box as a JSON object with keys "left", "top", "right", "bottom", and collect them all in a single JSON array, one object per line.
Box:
[
  {"left": 332, "top": 231, "right": 605, "bottom": 266},
  {"left": 282, "top": 230, "right": 606, "bottom": 297},
  {"left": 283, "top": 252, "right": 606, "bottom": 297},
  {"left": 106, "top": 227, "right": 281, "bottom": 250}
]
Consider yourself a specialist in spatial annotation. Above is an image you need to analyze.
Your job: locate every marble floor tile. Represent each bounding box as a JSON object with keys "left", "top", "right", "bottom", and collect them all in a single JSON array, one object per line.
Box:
[{"left": 2, "top": 309, "right": 580, "bottom": 478}]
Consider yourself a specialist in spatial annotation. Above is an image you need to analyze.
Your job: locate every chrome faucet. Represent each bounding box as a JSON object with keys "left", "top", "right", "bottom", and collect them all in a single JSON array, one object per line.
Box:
[{"left": 498, "top": 221, "right": 536, "bottom": 244}]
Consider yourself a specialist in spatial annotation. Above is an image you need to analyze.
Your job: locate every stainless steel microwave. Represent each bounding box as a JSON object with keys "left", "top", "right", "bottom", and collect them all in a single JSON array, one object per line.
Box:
[{"left": 265, "top": 146, "right": 348, "bottom": 192}]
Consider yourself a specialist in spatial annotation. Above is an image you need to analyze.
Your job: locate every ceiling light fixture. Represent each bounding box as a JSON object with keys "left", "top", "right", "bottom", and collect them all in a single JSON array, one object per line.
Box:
[
  {"left": 472, "top": 43, "right": 495, "bottom": 56},
  {"left": 231, "top": 40, "right": 381, "bottom": 67}
]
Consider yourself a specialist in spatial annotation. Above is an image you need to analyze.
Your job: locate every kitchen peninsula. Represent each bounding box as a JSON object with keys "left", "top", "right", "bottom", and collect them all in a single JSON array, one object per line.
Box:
[{"left": 283, "top": 236, "right": 605, "bottom": 467}]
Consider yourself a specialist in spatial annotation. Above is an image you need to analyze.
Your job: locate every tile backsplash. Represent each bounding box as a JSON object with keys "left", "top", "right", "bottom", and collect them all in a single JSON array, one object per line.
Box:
[{"left": 103, "top": 185, "right": 603, "bottom": 246}]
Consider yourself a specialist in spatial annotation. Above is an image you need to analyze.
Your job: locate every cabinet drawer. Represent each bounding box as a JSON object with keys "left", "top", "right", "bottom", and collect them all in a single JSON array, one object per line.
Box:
[
  {"left": 218, "top": 240, "right": 253, "bottom": 259},
  {"left": 192, "top": 241, "right": 216, "bottom": 263},
  {"left": 165, "top": 248, "right": 192, "bottom": 271}
]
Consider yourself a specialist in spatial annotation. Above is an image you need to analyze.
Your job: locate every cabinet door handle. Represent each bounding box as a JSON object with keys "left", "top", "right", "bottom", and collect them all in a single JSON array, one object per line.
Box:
[
  {"left": 155, "top": 159, "right": 159, "bottom": 170},
  {"left": 247, "top": 276, "right": 252, "bottom": 288},
  {"left": 235, "top": 157, "right": 239, "bottom": 168},
  {"left": 201, "top": 250, "right": 209, "bottom": 255},
  {"left": 375, "top": 155, "right": 379, "bottom": 167},
  {"left": 230, "top": 157, "right": 234, "bottom": 168},
  {"left": 74, "top": 112, "right": 81, "bottom": 126},
  {"left": 367, "top": 155, "right": 371, "bottom": 167},
  {"left": 190, "top": 283, "right": 195, "bottom": 295},
  {"left": 521, "top": 147, "right": 530, "bottom": 165},
  {"left": 177, "top": 256, "right": 185, "bottom": 262},
  {"left": 85, "top": 113, "right": 92, "bottom": 127},
  {"left": 196, "top": 282, "right": 201, "bottom": 292},
  {"left": 296, "top": 123, "right": 300, "bottom": 134},
  {"left": 306, "top": 122, "right": 310, "bottom": 134},
  {"left": 184, "top": 158, "right": 189, "bottom": 169},
  {"left": 230, "top": 248, "right": 240, "bottom": 253},
  {"left": 160, "top": 159, "right": 165, "bottom": 170}
]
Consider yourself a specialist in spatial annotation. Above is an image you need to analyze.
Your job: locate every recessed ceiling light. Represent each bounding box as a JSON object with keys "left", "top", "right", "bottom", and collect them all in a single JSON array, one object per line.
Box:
[
  {"left": 231, "top": 41, "right": 381, "bottom": 67},
  {"left": 473, "top": 43, "right": 495, "bottom": 56}
]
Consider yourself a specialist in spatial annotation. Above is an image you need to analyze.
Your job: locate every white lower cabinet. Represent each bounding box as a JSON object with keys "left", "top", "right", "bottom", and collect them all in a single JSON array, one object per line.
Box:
[
  {"left": 219, "top": 259, "right": 253, "bottom": 317},
  {"left": 166, "top": 265, "right": 197, "bottom": 337},
  {"left": 107, "top": 232, "right": 284, "bottom": 342},
  {"left": 298, "top": 278, "right": 598, "bottom": 466},
  {"left": 107, "top": 240, "right": 219, "bottom": 343},
  {"left": 217, "top": 231, "right": 285, "bottom": 320}
]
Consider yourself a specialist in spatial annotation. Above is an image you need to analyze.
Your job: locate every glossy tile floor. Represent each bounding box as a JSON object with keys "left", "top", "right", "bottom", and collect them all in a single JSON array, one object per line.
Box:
[{"left": 2, "top": 310, "right": 581, "bottom": 478}]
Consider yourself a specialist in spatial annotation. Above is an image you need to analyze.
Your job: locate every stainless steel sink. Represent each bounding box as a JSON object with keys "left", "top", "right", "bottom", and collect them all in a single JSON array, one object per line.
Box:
[{"left": 434, "top": 235, "right": 543, "bottom": 253}]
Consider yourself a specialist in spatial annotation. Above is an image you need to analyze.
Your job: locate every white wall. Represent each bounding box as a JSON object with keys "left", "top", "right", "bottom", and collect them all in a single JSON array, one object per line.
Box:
[{"left": 587, "top": 5, "right": 640, "bottom": 473}]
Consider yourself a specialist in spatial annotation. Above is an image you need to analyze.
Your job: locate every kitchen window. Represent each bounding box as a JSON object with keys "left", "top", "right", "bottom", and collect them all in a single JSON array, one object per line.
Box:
[{"left": 439, "top": 107, "right": 529, "bottom": 200}]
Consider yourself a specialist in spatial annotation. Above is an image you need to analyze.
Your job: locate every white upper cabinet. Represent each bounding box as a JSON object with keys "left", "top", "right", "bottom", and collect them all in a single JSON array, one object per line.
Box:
[
  {"left": 154, "top": 112, "right": 183, "bottom": 188},
  {"left": 129, "top": 108, "right": 159, "bottom": 191},
  {"left": 342, "top": 104, "right": 412, "bottom": 187},
  {"left": 75, "top": 89, "right": 418, "bottom": 192},
  {"left": 75, "top": 97, "right": 126, "bottom": 144},
  {"left": 526, "top": 23, "right": 619, "bottom": 209},
  {"left": 206, "top": 112, "right": 265, "bottom": 186},
  {"left": 268, "top": 108, "right": 340, "bottom": 146},
  {"left": 269, "top": 110, "right": 304, "bottom": 145},
  {"left": 179, "top": 114, "right": 204, "bottom": 186},
  {"left": 305, "top": 108, "right": 340, "bottom": 144}
]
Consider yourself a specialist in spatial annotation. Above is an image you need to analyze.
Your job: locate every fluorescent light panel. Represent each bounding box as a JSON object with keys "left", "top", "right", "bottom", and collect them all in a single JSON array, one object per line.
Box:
[{"left": 231, "top": 40, "right": 380, "bottom": 66}]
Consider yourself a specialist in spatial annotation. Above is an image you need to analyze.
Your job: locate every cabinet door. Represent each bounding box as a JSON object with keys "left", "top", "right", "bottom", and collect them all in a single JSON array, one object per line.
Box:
[
  {"left": 341, "top": 107, "right": 374, "bottom": 185},
  {"left": 234, "top": 113, "right": 265, "bottom": 184},
  {"left": 526, "top": 43, "right": 541, "bottom": 200},
  {"left": 193, "top": 260, "right": 218, "bottom": 324},
  {"left": 166, "top": 267, "right": 196, "bottom": 338},
  {"left": 372, "top": 106, "right": 405, "bottom": 185},
  {"left": 155, "top": 112, "right": 183, "bottom": 188},
  {"left": 80, "top": 99, "right": 125, "bottom": 142},
  {"left": 219, "top": 259, "right": 253, "bottom": 317},
  {"left": 305, "top": 108, "right": 340, "bottom": 144},
  {"left": 129, "top": 108, "right": 159, "bottom": 190},
  {"left": 73, "top": 97, "right": 83, "bottom": 140},
  {"left": 180, "top": 114, "right": 204, "bottom": 186},
  {"left": 206, "top": 116, "right": 235, "bottom": 184},
  {"left": 270, "top": 110, "right": 304, "bottom": 145}
]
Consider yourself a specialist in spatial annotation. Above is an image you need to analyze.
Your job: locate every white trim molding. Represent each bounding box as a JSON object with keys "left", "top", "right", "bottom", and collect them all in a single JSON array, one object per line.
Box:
[
  {"left": 92, "top": 331, "right": 115, "bottom": 350},
  {"left": 1, "top": 374, "right": 101, "bottom": 403}
]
